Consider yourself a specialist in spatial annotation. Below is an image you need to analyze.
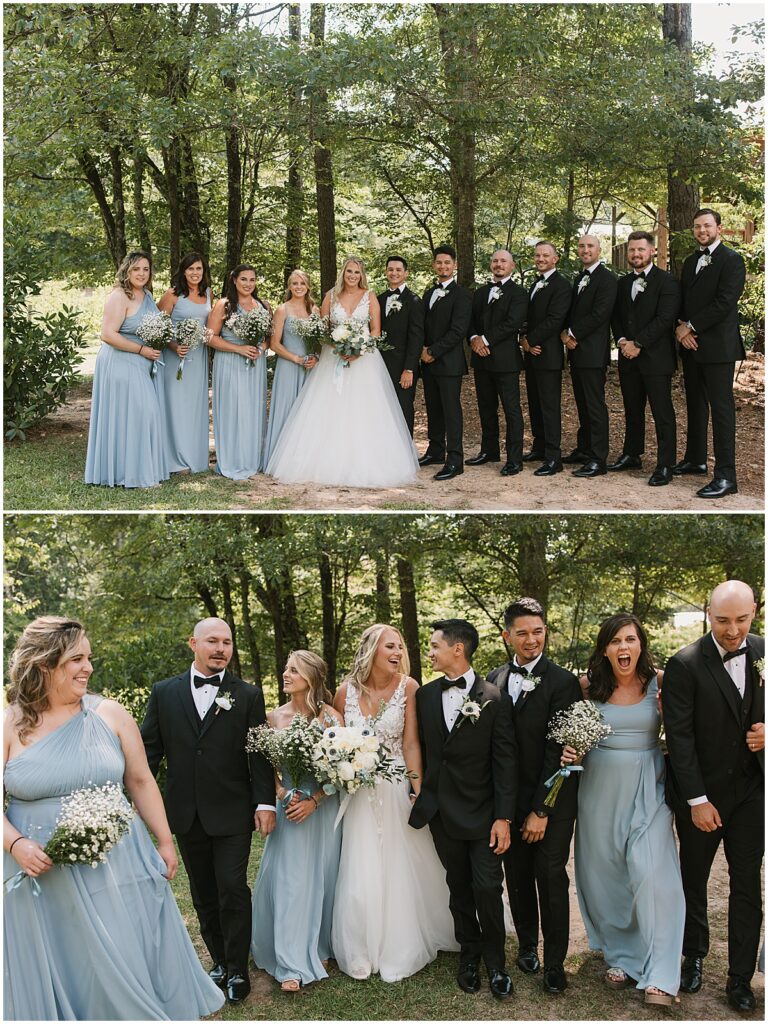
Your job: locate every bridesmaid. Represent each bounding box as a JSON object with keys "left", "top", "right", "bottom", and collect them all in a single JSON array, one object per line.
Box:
[
  {"left": 85, "top": 251, "right": 168, "bottom": 488},
  {"left": 251, "top": 651, "right": 342, "bottom": 992},
  {"left": 264, "top": 270, "right": 319, "bottom": 463},
  {"left": 208, "top": 264, "right": 270, "bottom": 479},
  {"left": 157, "top": 252, "right": 213, "bottom": 474}
]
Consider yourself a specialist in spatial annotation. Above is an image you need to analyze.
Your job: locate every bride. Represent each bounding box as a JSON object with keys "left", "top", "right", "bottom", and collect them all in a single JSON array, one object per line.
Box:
[
  {"left": 331, "top": 624, "right": 458, "bottom": 981},
  {"left": 264, "top": 258, "right": 420, "bottom": 487}
]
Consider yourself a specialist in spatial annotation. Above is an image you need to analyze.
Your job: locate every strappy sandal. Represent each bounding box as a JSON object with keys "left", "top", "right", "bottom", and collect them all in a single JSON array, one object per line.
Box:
[
  {"left": 645, "top": 986, "right": 680, "bottom": 1006},
  {"left": 280, "top": 979, "right": 301, "bottom": 992},
  {"left": 605, "top": 967, "right": 634, "bottom": 989}
]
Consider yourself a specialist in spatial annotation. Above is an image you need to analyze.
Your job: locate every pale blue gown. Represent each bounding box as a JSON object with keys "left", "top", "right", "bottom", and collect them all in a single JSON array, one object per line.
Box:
[
  {"left": 163, "top": 289, "right": 211, "bottom": 474},
  {"left": 264, "top": 315, "right": 310, "bottom": 463},
  {"left": 575, "top": 676, "right": 685, "bottom": 995},
  {"left": 3, "top": 694, "right": 224, "bottom": 1021},
  {"left": 85, "top": 290, "right": 169, "bottom": 488},
  {"left": 212, "top": 302, "right": 268, "bottom": 478}
]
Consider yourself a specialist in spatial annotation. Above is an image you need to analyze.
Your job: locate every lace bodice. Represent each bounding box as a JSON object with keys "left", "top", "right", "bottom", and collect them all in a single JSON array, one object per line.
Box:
[
  {"left": 330, "top": 291, "right": 370, "bottom": 330},
  {"left": 345, "top": 677, "right": 406, "bottom": 763}
]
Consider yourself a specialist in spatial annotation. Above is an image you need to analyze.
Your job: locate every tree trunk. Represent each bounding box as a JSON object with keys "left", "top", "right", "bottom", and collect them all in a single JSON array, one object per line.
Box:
[
  {"left": 77, "top": 149, "right": 122, "bottom": 268},
  {"left": 563, "top": 169, "right": 576, "bottom": 262},
  {"left": 132, "top": 151, "right": 152, "bottom": 254},
  {"left": 318, "top": 549, "right": 337, "bottom": 690},
  {"left": 109, "top": 145, "right": 126, "bottom": 264},
  {"left": 220, "top": 575, "right": 242, "bottom": 679},
  {"left": 516, "top": 522, "right": 550, "bottom": 614},
  {"left": 196, "top": 582, "right": 218, "bottom": 618},
  {"left": 163, "top": 140, "right": 182, "bottom": 272},
  {"left": 179, "top": 136, "right": 207, "bottom": 256},
  {"left": 375, "top": 550, "right": 391, "bottom": 623},
  {"left": 239, "top": 572, "right": 261, "bottom": 684},
  {"left": 310, "top": 3, "right": 338, "bottom": 294},
  {"left": 282, "top": 4, "right": 304, "bottom": 283},
  {"left": 397, "top": 557, "right": 422, "bottom": 683}
]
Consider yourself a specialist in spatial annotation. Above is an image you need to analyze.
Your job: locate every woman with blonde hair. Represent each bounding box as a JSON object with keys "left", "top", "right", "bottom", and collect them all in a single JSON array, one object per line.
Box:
[
  {"left": 331, "top": 624, "right": 458, "bottom": 981},
  {"left": 85, "top": 250, "right": 169, "bottom": 488},
  {"left": 265, "top": 257, "right": 420, "bottom": 487},
  {"left": 251, "top": 651, "right": 343, "bottom": 992},
  {"left": 3, "top": 616, "right": 224, "bottom": 1020}
]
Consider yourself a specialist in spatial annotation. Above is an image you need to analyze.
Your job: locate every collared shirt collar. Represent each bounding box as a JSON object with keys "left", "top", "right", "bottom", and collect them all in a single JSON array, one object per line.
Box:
[
  {"left": 712, "top": 636, "right": 747, "bottom": 661},
  {"left": 511, "top": 652, "right": 544, "bottom": 675},
  {"left": 445, "top": 666, "right": 475, "bottom": 687}
]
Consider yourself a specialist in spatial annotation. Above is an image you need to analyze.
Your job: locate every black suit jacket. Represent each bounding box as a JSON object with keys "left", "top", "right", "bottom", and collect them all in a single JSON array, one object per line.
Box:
[
  {"left": 680, "top": 243, "right": 746, "bottom": 364},
  {"left": 662, "top": 632, "right": 764, "bottom": 818},
  {"left": 468, "top": 279, "right": 528, "bottom": 373},
  {"left": 611, "top": 264, "right": 680, "bottom": 376},
  {"left": 409, "top": 674, "right": 516, "bottom": 839},
  {"left": 487, "top": 655, "right": 581, "bottom": 823},
  {"left": 566, "top": 263, "right": 618, "bottom": 369},
  {"left": 422, "top": 281, "right": 472, "bottom": 377},
  {"left": 377, "top": 286, "right": 424, "bottom": 377},
  {"left": 524, "top": 272, "right": 571, "bottom": 371},
  {"left": 141, "top": 669, "right": 275, "bottom": 836}
]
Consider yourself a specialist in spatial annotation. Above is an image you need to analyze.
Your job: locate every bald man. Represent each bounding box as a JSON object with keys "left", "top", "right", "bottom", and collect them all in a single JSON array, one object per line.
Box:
[
  {"left": 141, "top": 618, "right": 276, "bottom": 1005},
  {"left": 466, "top": 251, "right": 529, "bottom": 476},
  {"left": 662, "top": 582, "right": 764, "bottom": 1012}
]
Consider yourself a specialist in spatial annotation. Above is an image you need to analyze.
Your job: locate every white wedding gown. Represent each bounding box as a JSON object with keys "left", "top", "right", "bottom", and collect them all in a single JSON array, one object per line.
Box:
[
  {"left": 265, "top": 293, "right": 420, "bottom": 487},
  {"left": 332, "top": 678, "right": 459, "bottom": 981}
]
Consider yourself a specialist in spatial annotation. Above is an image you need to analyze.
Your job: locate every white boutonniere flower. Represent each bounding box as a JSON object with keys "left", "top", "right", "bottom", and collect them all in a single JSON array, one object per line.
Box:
[
  {"left": 577, "top": 274, "right": 590, "bottom": 292},
  {"left": 520, "top": 677, "right": 540, "bottom": 693},
  {"left": 635, "top": 278, "right": 647, "bottom": 293},
  {"left": 387, "top": 297, "right": 402, "bottom": 315},
  {"left": 215, "top": 693, "right": 235, "bottom": 714},
  {"left": 699, "top": 253, "right": 712, "bottom": 268},
  {"left": 457, "top": 694, "right": 492, "bottom": 727},
  {"left": 488, "top": 285, "right": 501, "bottom": 303},
  {"left": 538, "top": 280, "right": 549, "bottom": 290},
  {"left": 432, "top": 288, "right": 447, "bottom": 303},
  {"left": 754, "top": 657, "right": 765, "bottom": 686}
]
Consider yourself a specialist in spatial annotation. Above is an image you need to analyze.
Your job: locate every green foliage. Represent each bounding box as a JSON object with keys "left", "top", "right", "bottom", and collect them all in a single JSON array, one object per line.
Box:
[{"left": 738, "top": 237, "right": 765, "bottom": 350}]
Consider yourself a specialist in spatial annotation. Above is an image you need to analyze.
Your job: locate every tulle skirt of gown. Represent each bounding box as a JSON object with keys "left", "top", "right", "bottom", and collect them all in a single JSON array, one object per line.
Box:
[
  {"left": 265, "top": 344, "right": 420, "bottom": 488},
  {"left": 331, "top": 776, "right": 459, "bottom": 981}
]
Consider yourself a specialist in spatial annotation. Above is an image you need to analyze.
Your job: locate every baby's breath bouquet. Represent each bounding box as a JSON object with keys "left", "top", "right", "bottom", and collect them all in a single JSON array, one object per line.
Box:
[
  {"left": 173, "top": 318, "right": 207, "bottom": 381},
  {"left": 136, "top": 312, "right": 173, "bottom": 377},
  {"left": 225, "top": 307, "right": 272, "bottom": 367},
  {"left": 45, "top": 782, "right": 134, "bottom": 867},
  {"left": 246, "top": 714, "right": 321, "bottom": 804},
  {"left": 543, "top": 701, "right": 612, "bottom": 807},
  {"left": 292, "top": 311, "right": 331, "bottom": 355}
]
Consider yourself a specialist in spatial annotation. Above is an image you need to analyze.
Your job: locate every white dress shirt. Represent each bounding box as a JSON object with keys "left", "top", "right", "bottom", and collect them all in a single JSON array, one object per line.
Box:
[
  {"left": 507, "top": 652, "right": 544, "bottom": 705},
  {"left": 630, "top": 263, "right": 652, "bottom": 302},
  {"left": 429, "top": 277, "right": 455, "bottom": 309},
  {"left": 695, "top": 237, "right": 721, "bottom": 275},
  {"left": 189, "top": 667, "right": 224, "bottom": 719},
  {"left": 442, "top": 667, "right": 476, "bottom": 730},
  {"left": 530, "top": 267, "right": 556, "bottom": 299},
  {"left": 385, "top": 284, "right": 406, "bottom": 316}
]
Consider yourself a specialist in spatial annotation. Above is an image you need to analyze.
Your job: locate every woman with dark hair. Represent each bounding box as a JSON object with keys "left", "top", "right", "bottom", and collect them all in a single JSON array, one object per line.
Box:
[
  {"left": 157, "top": 252, "right": 214, "bottom": 474},
  {"left": 565, "top": 613, "right": 685, "bottom": 1005},
  {"left": 85, "top": 250, "right": 169, "bottom": 488},
  {"left": 208, "top": 264, "right": 271, "bottom": 478}
]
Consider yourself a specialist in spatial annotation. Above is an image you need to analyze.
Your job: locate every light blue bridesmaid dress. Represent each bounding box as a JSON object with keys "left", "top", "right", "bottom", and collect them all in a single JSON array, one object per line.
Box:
[
  {"left": 574, "top": 675, "right": 685, "bottom": 995},
  {"left": 264, "top": 315, "right": 310, "bottom": 463},
  {"left": 85, "top": 290, "right": 169, "bottom": 488},
  {"left": 251, "top": 750, "right": 341, "bottom": 985},
  {"left": 164, "top": 289, "right": 211, "bottom": 474},
  {"left": 212, "top": 302, "right": 268, "bottom": 479},
  {"left": 3, "top": 694, "right": 224, "bottom": 1021}
]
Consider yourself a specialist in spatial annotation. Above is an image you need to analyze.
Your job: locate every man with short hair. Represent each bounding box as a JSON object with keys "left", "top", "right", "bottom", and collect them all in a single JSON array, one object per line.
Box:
[
  {"left": 466, "top": 250, "right": 528, "bottom": 476},
  {"left": 141, "top": 618, "right": 276, "bottom": 1005},
  {"left": 663, "top": 581, "right": 764, "bottom": 1012},
  {"left": 609, "top": 230, "right": 680, "bottom": 486},
  {"left": 377, "top": 255, "right": 424, "bottom": 435},
  {"left": 674, "top": 209, "right": 747, "bottom": 499},
  {"left": 487, "top": 598, "right": 581, "bottom": 994}
]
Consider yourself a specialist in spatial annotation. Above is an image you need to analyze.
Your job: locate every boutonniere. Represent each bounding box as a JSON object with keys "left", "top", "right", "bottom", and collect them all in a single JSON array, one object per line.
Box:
[
  {"left": 456, "top": 694, "right": 492, "bottom": 727},
  {"left": 387, "top": 297, "right": 402, "bottom": 315},
  {"left": 214, "top": 692, "right": 235, "bottom": 714},
  {"left": 432, "top": 288, "right": 447, "bottom": 303},
  {"left": 536, "top": 279, "right": 549, "bottom": 291},
  {"left": 634, "top": 278, "right": 647, "bottom": 293},
  {"left": 520, "top": 675, "right": 540, "bottom": 694},
  {"left": 488, "top": 285, "right": 502, "bottom": 303},
  {"left": 699, "top": 252, "right": 712, "bottom": 268},
  {"left": 754, "top": 657, "right": 765, "bottom": 687},
  {"left": 577, "top": 274, "right": 590, "bottom": 292}
]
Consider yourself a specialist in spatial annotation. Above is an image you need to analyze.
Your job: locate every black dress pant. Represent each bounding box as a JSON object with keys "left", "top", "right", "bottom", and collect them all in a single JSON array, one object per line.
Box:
[
  {"left": 429, "top": 813, "right": 506, "bottom": 971},
  {"left": 681, "top": 354, "right": 737, "bottom": 481},
  {"left": 525, "top": 367, "right": 562, "bottom": 461},
  {"left": 569, "top": 365, "right": 608, "bottom": 463},
  {"left": 176, "top": 815, "right": 253, "bottom": 975},
  {"left": 674, "top": 783, "right": 763, "bottom": 981},
  {"left": 617, "top": 360, "right": 677, "bottom": 468},
  {"left": 422, "top": 366, "right": 464, "bottom": 466},
  {"left": 383, "top": 357, "right": 416, "bottom": 435},
  {"left": 503, "top": 816, "right": 575, "bottom": 969},
  {"left": 473, "top": 363, "right": 523, "bottom": 464}
]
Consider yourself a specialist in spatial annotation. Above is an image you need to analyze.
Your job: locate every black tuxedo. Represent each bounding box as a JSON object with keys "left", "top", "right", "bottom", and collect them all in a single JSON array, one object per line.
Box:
[
  {"left": 523, "top": 272, "right": 571, "bottom": 460},
  {"left": 611, "top": 265, "right": 680, "bottom": 469},
  {"left": 409, "top": 673, "right": 516, "bottom": 970},
  {"left": 662, "top": 632, "right": 764, "bottom": 981},
  {"left": 679, "top": 243, "right": 746, "bottom": 482},
  {"left": 488, "top": 656, "right": 581, "bottom": 968},
  {"left": 377, "top": 286, "right": 424, "bottom": 434},
  {"left": 468, "top": 279, "right": 528, "bottom": 463},
  {"left": 421, "top": 280, "right": 472, "bottom": 466},
  {"left": 141, "top": 669, "right": 274, "bottom": 975},
  {"left": 566, "top": 263, "right": 618, "bottom": 463}
]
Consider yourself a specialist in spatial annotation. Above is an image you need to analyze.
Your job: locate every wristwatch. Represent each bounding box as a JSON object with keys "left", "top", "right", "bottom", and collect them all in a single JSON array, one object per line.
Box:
[{"left": 534, "top": 809, "right": 548, "bottom": 819}]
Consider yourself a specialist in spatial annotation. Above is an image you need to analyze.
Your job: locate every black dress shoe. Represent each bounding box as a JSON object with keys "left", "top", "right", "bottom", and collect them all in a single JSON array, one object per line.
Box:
[
  {"left": 457, "top": 961, "right": 481, "bottom": 994},
  {"left": 208, "top": 963, "right": 227, "bottom": 988},
  {"left": 522, "top": 450, "right": 546, "bottom": 462},
  {"left": 434, "top": 463, "right": 463, "bottom": 481},
  {"left": 465, "top": 452, "right": 500, "bottom": 466},
  {"left": 726, "top": 977, "right": 756, "bottom": 1012},
  {"left": 607, "top": 454, "right": 642, "bottom": 471},
  {"left": 489, "top": 969, "right": 514, "bottom": 1000},
  {"left": 500, "top": 461, "right": 522, "bottom": 477},
  {"left": 226, "top": 973, "right": 251, "bottom": 1003},
  {"left": 680, "top": 956, "right": 703, "bottom": 994},
  {"left": 543, "top": 965, "right": 567, "bottom": 993},
  {"left": 533, "top": 459, "right": 563, "bottom": 476},
  {"left": 419, "top": 453, "right": 444, "bottom": 467},
  {"left": 672, "top": 460, "right": 708, "bottom": 476},
  {"left": 572, "top": 460, "right": 606, "bottom": 478},
  {"left": 562, "top": 449, "right": 590, "bottom": 465},
  {"left": 516, "top": 946, "right": 540, "bottom": 974},
  {"left": 697, "top": 478, "right": 738, "bottom": 499},
  {"left": 648, "top": 466, "right": 673, "bottom": 487}
]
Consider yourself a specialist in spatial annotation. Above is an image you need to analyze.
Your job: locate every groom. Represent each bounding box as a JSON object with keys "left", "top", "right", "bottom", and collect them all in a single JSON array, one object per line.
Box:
[
  {"left": 409, "top": 619, "right": 517, "bottom": 999},
  {"left": 141, "top": 617, "right": 276, "bottom": 1005}
]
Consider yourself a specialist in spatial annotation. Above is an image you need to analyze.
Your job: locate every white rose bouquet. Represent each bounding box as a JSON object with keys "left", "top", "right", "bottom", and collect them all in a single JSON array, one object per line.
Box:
[
  {"left": 312, "top": 725, "right": 409, "bottom": 796},
  {"left": 543, "top": 700, "right": 612, "bottom": 807},
  {"left": 136, "top": 312, "right": 174, "bottom": 377},
  {"left": 329, "top": 324, "right": 392, "bottom": 366},
  {"left": 172, "top": 318, "right": 207, "bottom": 381},
  {"left": 225, "top": 307, "right": 273, "bottom": 367}
]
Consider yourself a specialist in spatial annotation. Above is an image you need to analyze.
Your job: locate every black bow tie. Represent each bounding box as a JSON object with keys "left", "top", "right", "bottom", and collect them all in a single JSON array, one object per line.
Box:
[
  {"left": 387, "top": 289, "right": 401, "bottom": 297},
  {"left": 535, "top": 274, "right": 545, "bottom": 282},
  {"left": 193, "top": 673, "right": 221, "bottom": 688},
  {"left": 510, "top": 663, "right": 530, "bottom": 677},
  {"left": 435, "top": 282, "right": 450, "bottom": 290},
  {"left": 699, "top": 247, "right": 710, "bottom": 254},
  {"left": 440, "top": 675, "right": 467, "bottom": 691},
  {"left": 633, "top": 272, "right": 645, "bottom": 279},
  {"left": 723, "top": 647, "right": 748, "bottom": 663}
]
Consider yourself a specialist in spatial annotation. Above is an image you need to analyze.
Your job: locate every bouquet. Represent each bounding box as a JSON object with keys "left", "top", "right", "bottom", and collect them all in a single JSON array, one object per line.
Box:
[
  {"left": 172, "top": 318, "right": 207, "bottom": 381},
  {"left": 329, "top": 323, "right": 392, "bottom": 366},
  {"left": 312, "top": 724, "right": 409, "bottom": 796},
  {"left": 246, "top": 714, "right": 321, "bottom": 805},
  {"left": 292, "top": 311, "right": 332, "bottom": 355},
  {"left": 225, "top": 307, "right": 273, "bottom": 368},
  {"left": 136, "top": 312, "right": 174, "bottom": 377},
  {"left": 542, "top": 701, "right": 612, "bottom": 807}
]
